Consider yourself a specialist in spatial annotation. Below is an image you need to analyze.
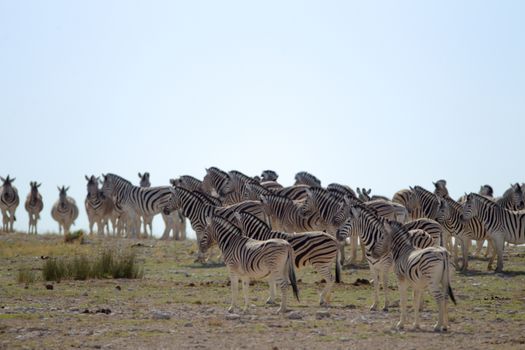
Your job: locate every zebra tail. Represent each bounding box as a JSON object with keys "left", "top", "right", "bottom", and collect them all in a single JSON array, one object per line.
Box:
[
  {"left": 335, "top": 251, "right": 342, "bottom": 283},
  {"left": 444, "top": 251, "right": 457, "bottom": 305},
  {"left": 287, "top": 246, "right": 300, "bottom": 302}
]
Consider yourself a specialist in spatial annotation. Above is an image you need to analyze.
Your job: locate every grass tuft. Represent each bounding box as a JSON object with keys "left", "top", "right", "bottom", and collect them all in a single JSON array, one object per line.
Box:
[
  {"left": 17, "top": 268, "right": 37, "bottom": 284},
  {"left": 42, "top": 249, "right": 143, "bottom": 281}
]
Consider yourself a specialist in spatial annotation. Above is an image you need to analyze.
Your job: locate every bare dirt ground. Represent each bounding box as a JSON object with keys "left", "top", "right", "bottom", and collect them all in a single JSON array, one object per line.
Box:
[{"left": 1, "top": 232, "right": 525, "bottom": 349}]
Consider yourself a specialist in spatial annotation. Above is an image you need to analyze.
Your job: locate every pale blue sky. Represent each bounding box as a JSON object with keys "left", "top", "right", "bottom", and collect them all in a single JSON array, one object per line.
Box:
[{"left": 1, "top": 1, "right": 524, "bottom": 236}]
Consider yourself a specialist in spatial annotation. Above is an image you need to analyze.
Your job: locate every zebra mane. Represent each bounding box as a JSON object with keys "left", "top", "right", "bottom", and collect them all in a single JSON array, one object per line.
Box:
[
  {"left": 210, "top": 215, "right": 242, "bottom": 236},
  {"left": 174, "top": 186, "right": 206, "bottom": 206},
  {"left": 260, "top": 192, "right": 294, "bottom": 204},
  {"left": 295, "top": 171, "right": 321, "bottom": 187},
  {"left": 469, "top": 192, "right": 501, "bottom": 209},
  {"left": 106, "top": 173, "right": 133, "bottom": 187},
  {"left": 327, "top": 183, "right": 356, "bottom": 198},
  {"left": 236, "top": 211, "right": 271, "bottom": 234},
  {"left": 207, "top": 167, "right": 228, "bottom": 178},
  {"left": 193, "top": 190, "right": 222, "bottom": 206},
  {"left": 228, "top": 170, "right": 258, "bottom": 184}
]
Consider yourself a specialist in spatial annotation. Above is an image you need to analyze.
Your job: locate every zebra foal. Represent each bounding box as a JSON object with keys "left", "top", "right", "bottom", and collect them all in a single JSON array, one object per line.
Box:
[{"left": 201, "top": 215, "right": 299, "bottom": 313}]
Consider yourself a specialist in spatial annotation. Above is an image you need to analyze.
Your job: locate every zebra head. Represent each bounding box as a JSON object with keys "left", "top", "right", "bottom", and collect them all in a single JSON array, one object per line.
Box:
[
  {"left": 335, "top": 204, "right": 363, "bottom": 241},
  {"left": 1, "top": 175, "right": 15, "bottom": 188},
  {"left": 201, "top": 215, "right": 239, "bottom": 253},
  {"left": 29, "top": 181, "right": 41, "bottom": 199},
  {"left": 138, "top": 172, "right": 151, "bottom": 188},
  {"left": 433, "top": 179, "right": 449, "bottom": 198},
  {"left": 162, "top": 188, "right": 181, "bottom": 215},
  {"left": 100, "top": 174, "right": 116, "bottom": 199},
  {"left": 356, "top": 188, "right": 372, "bottom": 201},
  {"left": 85, "top": 175, "right": 99, "bottom": 197},
  {"left": 57, "top": 186, "right": 70, "bottom": 204},
  {"left": 434, "top": 198, "right": 450, "bottom": 224},
  {"left": 510, "top": 183, "right": 524, "bottom": 210},
  {"left": 461, "top": 193, "right": 477, "bottom": 221},
  {"left": 479, "top": 185, "right": 494, "bottom": 198},
  {"left": 261, "top": 170, "right": 278, "bottom": 182}
]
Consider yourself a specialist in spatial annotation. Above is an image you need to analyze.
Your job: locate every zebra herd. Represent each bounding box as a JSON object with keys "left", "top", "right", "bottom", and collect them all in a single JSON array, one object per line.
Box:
[{"left": 2, "top": 169, "right": 525, "bottom": 331}]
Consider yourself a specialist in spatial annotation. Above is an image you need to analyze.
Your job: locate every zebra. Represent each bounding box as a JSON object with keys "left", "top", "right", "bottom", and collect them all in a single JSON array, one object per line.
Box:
[
  {"left": 85, "top": 175, "right": 116, "bottom": 235},
  {"left": 51, "top": 186, "right": 79, "bottom": 235},
  {"left": 261, "top": 170, "right": 279, "bottom": 182},
  {"left": 294, "top": 171, "right": 321, "bottom": 187},
  {"left": 378, "top": 220, "right": 456, "bottom": 331},
  {"left": 336, "top": 205, "right": 440, "bottom": 312},
  {"left": 356, "top": 187, "right": 389, "bottom": 202},
  {"left": 393, "top": 189, "right": 422, "bottom": 220},
  {"left": 100, "top": 173, "right": 175, "bottom": 239},
  {"left": 327, "top": 183, "right": 356, "bottom": 199},
  {"left": 259, "top": 193, "right": 323, "bottom": 233},
  {"left": 433, "top": 179, "right": 449, "bottom": 199},
  {"left": 0, "top": 175, "right": 19, "bottom": 232},
  {"left": 435, "top": 196, "right": 492, "bottom": 271},
  {"left": 234, "top": 211, "right": 340, "bottom": 305},
  {"left": 162, "top": 187, "right": 269, "bottom": 262},
  {"left": 170, "top": 175, "right": 203, "bottom": 192},
  {"left": 402, "top": 218, "right": 444, "bottom": 247},
  {"left": 138, "top": 172, "right": 153, "bottom": 236},
  {"left": 462, "top": 192, "right": 525, "bottom": 272},
  {"left": 24, "top": 181, "right": 43, "bottom": 234},
  {"left": 201, "top": 215, "right": 299, "bottom": 313},
  {"left": 202, "top": 167, "right": 230, "bottom": 198},
  {"left": 221, "top": 170, "right": 259, "bottom": 205}
]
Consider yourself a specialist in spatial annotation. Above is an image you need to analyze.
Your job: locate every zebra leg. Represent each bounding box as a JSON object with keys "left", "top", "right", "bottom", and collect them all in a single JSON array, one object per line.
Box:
[
  {"left": 315, "top": 263, "right": 333, "bottom": 306},
  {"left": 432, "top": 283, "right": 445, "bottom": 332},
  {"left": 360, "top": 240, "right": 366, "bottom": 263},
  {"left": 413, "top": 288, "right": 422, "bottom": 330},
  {"left": 349, "top": 234, "right": 357, "bottom": 264},
  {"left": 228, "top": 274, "right": 239, "bottom": 313},
  {"left": 1, "top": 210, "right": 8, "bottom": 231},
  {"left": 381, "top": 268, "right": 389, "bottom": 312},
  {"left": 492, "top": 234, "right": 505, "bottom": 273},
  {"left": 473, "top": 239, "right": 484, "bottom": 257},
  {"left": 460, "top": 237, "right": 469, "bottom": 271},
  {"left": 277, "top": 277, "right": 288, "bottom": 314},
  {"left": 242, "top": 277, "right": 250, "bottom": 313},
  {"left": 370, "top": 266, "right": 380, "bottom": 311},
  {"left": 397, "top": 280, "right": 408, "bottom": 330},
  {"left": 266, "top": 280, "right": 277, "bottom": 305}
]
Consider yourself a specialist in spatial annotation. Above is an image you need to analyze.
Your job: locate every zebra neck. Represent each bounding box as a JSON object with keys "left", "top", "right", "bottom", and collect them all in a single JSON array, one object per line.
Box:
[{"left": 477, "top": 200, "right": 505, "bottom": 232}]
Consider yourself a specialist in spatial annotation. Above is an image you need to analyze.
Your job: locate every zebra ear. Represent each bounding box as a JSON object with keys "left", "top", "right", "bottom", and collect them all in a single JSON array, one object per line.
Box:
[
  {"left": 138, "top": 173, "right": 142, "bottom": 178},
  {"left": 57, "top": 186, "right": 61, "bottom": 192},
  {"left": 85, "top": 175, "right": 90, "bottom": 181},
  {"left": 409, "top": 186, "right": 414, "bottom": 191},
  {"left": 0, "top": 177, "right": 4, "bottom": 182},
  {"left": 259, "top": 194, "right": 268, "bottom": 204},
  {"left": 366, "top": 188, "right": 371, "bottom": 195},
  {"left": 10, "top": 177, "right": 15, "bottom": 182},
  {"left": 37, "top": 183, "right": 42, "bottom": 188},
  {"left": 350, "top": 206, "right": 360, "bottom": 218},
  {"left": 66, "top": 186, "right": 70, "bottom": 192}
]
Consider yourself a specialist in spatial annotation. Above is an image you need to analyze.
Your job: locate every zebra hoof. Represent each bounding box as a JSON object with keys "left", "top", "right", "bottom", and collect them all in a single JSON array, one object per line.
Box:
[
  {"left": 265, "top": 299, "right": 276, "bottom": 305},
  {"left": 369, "top": 304, "right": 378, "bottom": 311},
  {"left": 382, "top": 307, "right": 389, "bottom": 312},
  {"left": 396, "top": 321, "right": 404, "bottom": 330}
]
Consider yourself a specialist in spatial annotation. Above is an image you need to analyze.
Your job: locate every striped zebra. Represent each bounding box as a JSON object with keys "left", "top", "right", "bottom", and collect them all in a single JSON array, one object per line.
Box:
[
  {"left": 170, "top": 175, "right": 203, "bottom": 192},
  {"left": 100, "top": 173, "right": 174, "bottom": 239},
  {"left": 393, "top": 189, "right": 422, "bottom": 220},
  {"left": 435, "top": 196, "right": 492, "bottom": 271},
  {"left": 260, "top": 193, "right": 323, "bottom": 233},
  {"left": 242, "top": 182, "right": 309, "bottom": 202},
  {"left": 402, "top": 218, "right": 444, "bottom": 247},
  {"left": 261, "top": 170, "right": 279, "bottom": 182},
  {"left": 234, "top": 211, "right": 340, "bottom": 305},
  {"left": 294, "top": 171, "right": 321, "bottom": 187},
  {"left": 462, "top": 192, "right": 525, "bottom": 272},
  {"left": 24, "top": 181, "right": 43, "bottom": 234},
  {"left": 336, "top": 205, "right": 440, "bottom": 312},
  {"left": 201, "top": 215, "right": 299, "bottom": 313},
  {"left": 0, "top": 175, "right": 19, "bottom": 232},
  {"left": 202, "top": 167, "right": 230, "bottom": 198},
  {"left": 162, "top": 186, "right": 269, "bottom": 262},
  {"left": 138, "top": 172, "right": 153, "bottom": 236},
  {"left": 85, "top": 175, "right": 116, "bottom": 235},
  {"left": 433, "top": 180, "right": 449, "bottom": 198},
  {"left": 221, "top": 170, "right": 259, "bottom": 205},
  {"left": 51, "top": 186, "right": 79, "bottom": 235},
  {"left": 378, "top": 220, "right": 456, "bottom": 331},
  {"left": 327, "top": 183, "right": 356, "bottom": 199},
  {"left": 356, "top": 187, "right": 389, "bottom": 201}
]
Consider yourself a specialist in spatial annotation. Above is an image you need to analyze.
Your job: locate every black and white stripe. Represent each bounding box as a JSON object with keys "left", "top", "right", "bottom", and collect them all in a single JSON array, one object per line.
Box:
[
  {"left": 201, "top": 215, "right": 299, "bottom": 313},
  {"left": 51, "top": 186, "right": 79, "bottom": 235},
  {"left": 235, "top": 211, "right": 340, "bottom": 305}
]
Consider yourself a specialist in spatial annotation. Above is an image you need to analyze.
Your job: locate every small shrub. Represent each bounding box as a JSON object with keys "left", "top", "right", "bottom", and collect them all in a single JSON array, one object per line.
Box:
[
  {"left": 64, "top": 230, "right": 85, "bottom": 244},
  {"left": 17, "top": 268, "right": 36, "bottom": 284},
  {"left": 71, "top": 255, "right": 91, "bottom": 280}
]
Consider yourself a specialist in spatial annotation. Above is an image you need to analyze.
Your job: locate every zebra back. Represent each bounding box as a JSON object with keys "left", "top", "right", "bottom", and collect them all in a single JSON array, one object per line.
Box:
[{"left": 294, "top": 171, "right": 322, "bottom": 187}]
